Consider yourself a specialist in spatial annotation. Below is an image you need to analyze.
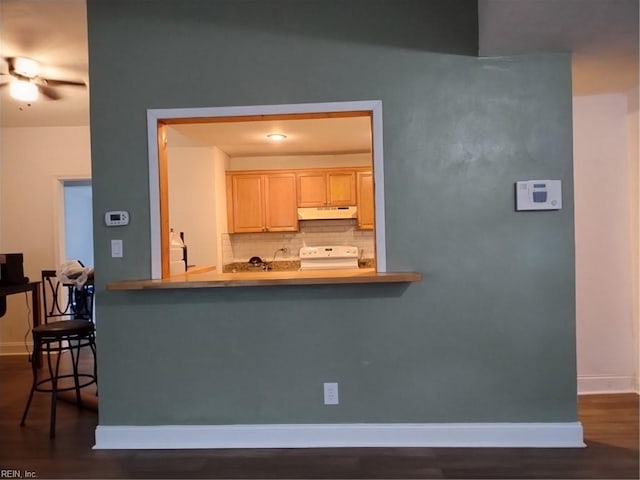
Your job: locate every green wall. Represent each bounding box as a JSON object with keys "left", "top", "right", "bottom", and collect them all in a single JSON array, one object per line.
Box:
[{"left": 87, "top": 0, "right": 576, "bottom": 425}]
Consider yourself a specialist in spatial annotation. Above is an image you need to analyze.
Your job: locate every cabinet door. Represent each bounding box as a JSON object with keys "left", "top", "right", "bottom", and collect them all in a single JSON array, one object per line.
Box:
[
  {"left": 265, "top": 173, "right": 299, "bottom": 232},
  {"left": 297, "top": 172, "right": 327, "bottom": 207},
  {"left": 327, "top": 171, "right": 356, "bottom": 206},
  {"left": 231, "top": 174, "right": 265, "bottom": 232},
  {"left": 357, "top": 171, "right": 375, "bottom": 230}
]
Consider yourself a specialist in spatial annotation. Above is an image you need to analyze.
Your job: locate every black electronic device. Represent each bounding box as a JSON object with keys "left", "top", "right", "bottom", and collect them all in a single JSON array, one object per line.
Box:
[{"left": 0, "top": 253, "right": 29, "bottom": 285}]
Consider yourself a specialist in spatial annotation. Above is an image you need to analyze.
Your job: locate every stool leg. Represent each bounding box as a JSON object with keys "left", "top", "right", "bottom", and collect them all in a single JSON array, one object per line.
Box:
[
  {"left": 20, "top": 336, "right": 40, "bottom": 426},
  {"left": 70, "top": 339, "right": 83, "bottom": 408},
  {"left": 91, "top": 338, "right": 98, "bottom": 396},
  {"left": 49, "top": 340, "right": 63, "bottom": 439}
]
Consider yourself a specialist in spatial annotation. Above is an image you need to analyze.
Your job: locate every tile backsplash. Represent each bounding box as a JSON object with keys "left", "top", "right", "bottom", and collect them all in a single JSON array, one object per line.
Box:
[{"left": 222, "top": 220, "right": 375, "bottom": 265}]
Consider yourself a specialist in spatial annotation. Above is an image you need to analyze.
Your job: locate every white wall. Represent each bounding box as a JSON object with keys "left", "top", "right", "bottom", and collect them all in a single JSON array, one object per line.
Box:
[
  {"left": 0, "top": 126, "right": 91, "bottom": 355},
  {"left": 627, "top": 86, "right": 639, "bottom": 391},
  {"left": 573, "top": 93, "right": 638, "bottom": 393},
  {"left": 167, "top": 146, "right": 217, "bottom": 267}
]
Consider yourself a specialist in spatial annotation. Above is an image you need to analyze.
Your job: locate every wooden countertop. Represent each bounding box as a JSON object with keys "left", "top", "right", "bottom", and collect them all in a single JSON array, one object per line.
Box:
[{"left": 106, "top": 268, "right": 422, "bottom": 291}]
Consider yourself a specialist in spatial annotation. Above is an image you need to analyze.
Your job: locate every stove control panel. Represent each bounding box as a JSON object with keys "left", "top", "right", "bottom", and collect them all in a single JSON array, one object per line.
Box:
[{"left": 299, "top": 246, "right": 358, "bottom": 259}]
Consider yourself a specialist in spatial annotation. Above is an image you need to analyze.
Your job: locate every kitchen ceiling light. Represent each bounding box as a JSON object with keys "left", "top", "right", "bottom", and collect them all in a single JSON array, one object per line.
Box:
[
  {"left": 9, "top": 79, "right": 38, "bottom": 102},
  {"left": 267, "top": 133, "right": 287, "bottom": 141}
]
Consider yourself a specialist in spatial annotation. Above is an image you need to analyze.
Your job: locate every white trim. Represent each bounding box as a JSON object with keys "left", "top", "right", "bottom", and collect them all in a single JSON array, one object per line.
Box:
[
  {"left": 147, "top": 112, "right": 162, "bottom": 279},
  {"left": 0, "top": 341, "right": 31, "bottom": 356},
  {"left": 94, "top": 422, "right": 584, "bottom": 449},
  {"left": 578, "top": 375, "right": 637, "bottom": 394},
  {"left": 146, "top": 100, "right": 387, "bottom": 279}
]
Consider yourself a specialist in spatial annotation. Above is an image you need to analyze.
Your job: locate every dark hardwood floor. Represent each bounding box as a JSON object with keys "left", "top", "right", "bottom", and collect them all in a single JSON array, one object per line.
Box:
[{"left": 1, "top": 354, "right": 638, "bottom": 479}]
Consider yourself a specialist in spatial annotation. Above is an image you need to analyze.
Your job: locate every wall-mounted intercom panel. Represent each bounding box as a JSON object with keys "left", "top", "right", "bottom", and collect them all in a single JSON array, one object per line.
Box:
[{"left": 516, "top": 180, "right": 562, "bottom": 211}]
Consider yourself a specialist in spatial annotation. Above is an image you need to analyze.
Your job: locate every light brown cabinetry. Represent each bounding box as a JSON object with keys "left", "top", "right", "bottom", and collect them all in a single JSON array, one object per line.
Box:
[
  {"left": 227, "top": 172, "right": 298, "bottom": 233},
  {"left": 297, "top": 170, "right": 357, "bottom": 207},
  {"left": 357, "top": 171, "right": 375, "bottom": 230}
]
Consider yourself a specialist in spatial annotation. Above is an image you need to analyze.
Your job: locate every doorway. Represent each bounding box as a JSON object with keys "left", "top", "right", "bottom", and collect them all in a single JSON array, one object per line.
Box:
[{"left": 62, "top": 180, "right": 94, "bottom": 268}]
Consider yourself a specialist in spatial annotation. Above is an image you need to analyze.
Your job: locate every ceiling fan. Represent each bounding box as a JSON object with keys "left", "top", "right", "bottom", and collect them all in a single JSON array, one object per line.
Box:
[{"left": 0, "top": 56, "right": 86, "bottom": 102}]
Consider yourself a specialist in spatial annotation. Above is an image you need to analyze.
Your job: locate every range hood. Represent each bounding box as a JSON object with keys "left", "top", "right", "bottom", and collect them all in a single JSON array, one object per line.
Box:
[{"left": 297, "top": 206, "right": 357, "bottom": 220}]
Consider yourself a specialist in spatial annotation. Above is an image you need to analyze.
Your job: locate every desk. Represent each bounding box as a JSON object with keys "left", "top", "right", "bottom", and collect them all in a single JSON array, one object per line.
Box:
[{"left": 0, "top": 281, "right": 41, "bottom": 363}]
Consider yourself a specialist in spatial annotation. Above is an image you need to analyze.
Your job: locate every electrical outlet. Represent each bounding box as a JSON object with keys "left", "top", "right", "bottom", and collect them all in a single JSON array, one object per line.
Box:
[
  {"left": 323, "top": 382, "right": 339, "bottom": 405},
  {"left": 281, "top": 246, "right": 290, "bottom": 258}
]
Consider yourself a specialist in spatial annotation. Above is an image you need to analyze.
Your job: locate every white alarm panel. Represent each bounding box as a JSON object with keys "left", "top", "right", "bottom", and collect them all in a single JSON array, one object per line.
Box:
[
  {"left": 516, "top": 180, "right": 562, "bottom": 211},
  {"left": 104, "top": 210, "right": 130, "bottom": 226}
]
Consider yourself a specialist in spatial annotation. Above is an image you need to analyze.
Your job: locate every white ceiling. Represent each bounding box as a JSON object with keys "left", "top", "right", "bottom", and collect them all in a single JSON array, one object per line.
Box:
[
  {"left": 479, "top": 0, "right": 639, "bottom": 96},
  {"left": 0, "top": 0, "right": 637, "bottom": 132},
  {"left": 168, "top": 116, "right": 372, "bottom": 157}
]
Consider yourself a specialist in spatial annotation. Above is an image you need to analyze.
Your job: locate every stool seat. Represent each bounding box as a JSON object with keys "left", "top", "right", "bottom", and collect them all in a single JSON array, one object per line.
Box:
[{"left": 33, "top": 319, "right": 94, "bottom": 335}]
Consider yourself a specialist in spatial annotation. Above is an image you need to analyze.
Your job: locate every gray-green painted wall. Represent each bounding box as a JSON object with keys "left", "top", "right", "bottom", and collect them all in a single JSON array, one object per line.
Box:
[{"left": 87, "top": 0, "right": 576, "bottom": 425}]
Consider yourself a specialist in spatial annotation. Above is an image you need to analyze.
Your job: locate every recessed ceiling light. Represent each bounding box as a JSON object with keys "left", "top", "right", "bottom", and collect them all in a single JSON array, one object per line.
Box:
[{"left": 267, "top": 133, "right": 287, "bottom": 141}]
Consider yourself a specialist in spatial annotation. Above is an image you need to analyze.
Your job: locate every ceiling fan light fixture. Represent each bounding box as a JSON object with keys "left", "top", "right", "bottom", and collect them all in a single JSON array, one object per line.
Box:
[
  {"left": 9, "top": 79, "right": 39, "bottom": 102},
  {"left": 13, "top": 56, "right": 40, "bottom": 78}
]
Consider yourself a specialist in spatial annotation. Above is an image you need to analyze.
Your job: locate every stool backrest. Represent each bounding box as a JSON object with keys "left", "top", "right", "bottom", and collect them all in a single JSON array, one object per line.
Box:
[{"left": 41, "top": 270, "right": 94, "bottom": 324}]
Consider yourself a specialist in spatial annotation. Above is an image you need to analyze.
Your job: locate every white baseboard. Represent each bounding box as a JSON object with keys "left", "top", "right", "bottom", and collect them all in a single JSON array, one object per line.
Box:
[
  {"left": 0, "top": 341, "right": 31, "bottom": 356},
  {"left": 94, "top": 422, "right": 585, "bottom": 449},
  {"left": 578, "top": 375, "right": 637, "bottom": 394}
]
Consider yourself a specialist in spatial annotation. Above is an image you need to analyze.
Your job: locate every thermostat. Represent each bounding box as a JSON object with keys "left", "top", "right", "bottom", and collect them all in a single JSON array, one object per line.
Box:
[{"left": 104, "top": 210, "right": 130, "bottom": 226}]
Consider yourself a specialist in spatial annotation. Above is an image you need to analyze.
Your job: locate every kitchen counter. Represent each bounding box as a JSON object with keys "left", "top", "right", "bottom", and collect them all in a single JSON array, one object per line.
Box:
[
  {"left": 222, "top": 258, "right": 376, "bottom": 273},
  {"left": 106, "top": 268, "right": 422, "bottom": 290}
]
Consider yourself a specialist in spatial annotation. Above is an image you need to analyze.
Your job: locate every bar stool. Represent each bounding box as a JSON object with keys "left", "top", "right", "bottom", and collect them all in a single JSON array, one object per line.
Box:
[{"left": 21, "top": 270, "right": 96, "bottom": 438}]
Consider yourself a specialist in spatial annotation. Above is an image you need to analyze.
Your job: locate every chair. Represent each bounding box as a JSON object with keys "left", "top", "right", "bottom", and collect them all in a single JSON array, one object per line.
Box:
[{"left": 21, "top": 270, "right": 97, "bottom": 438}]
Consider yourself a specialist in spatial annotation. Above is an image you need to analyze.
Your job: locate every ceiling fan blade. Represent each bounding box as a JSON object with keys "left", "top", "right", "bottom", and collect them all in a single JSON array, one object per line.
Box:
[
  {"left": 39, "top": 85, "right": 62, "bottom": 100},
  {"left": 40, "top": 77, "right": 86, "bottom": 88}
]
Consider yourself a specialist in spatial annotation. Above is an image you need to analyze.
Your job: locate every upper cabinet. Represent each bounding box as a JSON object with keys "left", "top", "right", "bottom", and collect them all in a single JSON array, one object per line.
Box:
[
  {"left": 297, "top": 169, "right": 356, "bottom": 207},
  {"left": 356, "top": 171, "right": 374, "bottom": 230},
  {"left": 227, "top": 167, "right": 373, "bottom": 233},
  {"left": 227, "top": 172, "right": 298, "bottom": 233}
]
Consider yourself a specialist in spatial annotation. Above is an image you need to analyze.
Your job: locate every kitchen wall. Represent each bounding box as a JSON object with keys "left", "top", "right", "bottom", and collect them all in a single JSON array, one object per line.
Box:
[
  {"left": 166, "top": 145, "right": 217, "bottom": 267},
  {"left": 87, "top": 0, "right": 578, "bottom": 430},
  {"left": 0, "top": 126, "right": 91, "bottom": 354},
  {"left": 222, "top": 219, "right": 375, "bottom": 265}
]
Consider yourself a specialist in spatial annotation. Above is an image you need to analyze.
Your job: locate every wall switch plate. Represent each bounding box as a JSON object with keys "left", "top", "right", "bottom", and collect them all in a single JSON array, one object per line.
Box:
[
  {"left": 111, "top": 239, "right": 123, "bottom": 258},
  {"left": 323, "top": 382, "right": 339, "bottom": 405}
]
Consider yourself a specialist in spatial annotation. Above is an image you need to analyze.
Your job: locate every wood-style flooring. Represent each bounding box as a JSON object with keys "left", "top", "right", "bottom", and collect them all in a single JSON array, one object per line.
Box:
[{"left": 0, "top": 354, "right": 638, "bottom": 479}]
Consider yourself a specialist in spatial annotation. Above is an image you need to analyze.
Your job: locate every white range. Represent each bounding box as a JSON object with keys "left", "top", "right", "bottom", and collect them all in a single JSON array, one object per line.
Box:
[{"left": 299, "top": 246, "right": 359, "bottom": 271}]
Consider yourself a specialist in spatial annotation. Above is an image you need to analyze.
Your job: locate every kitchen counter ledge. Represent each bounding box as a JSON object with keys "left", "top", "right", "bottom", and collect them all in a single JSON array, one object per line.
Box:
[{"left": 106, "top": 268, "right": 422, "bottom": 291}]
